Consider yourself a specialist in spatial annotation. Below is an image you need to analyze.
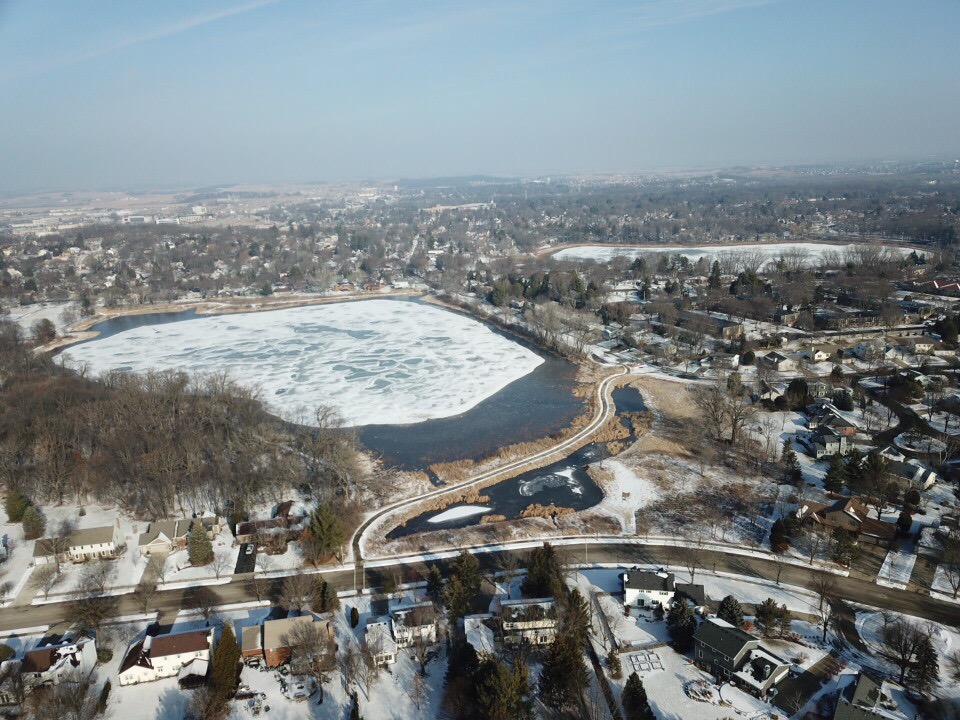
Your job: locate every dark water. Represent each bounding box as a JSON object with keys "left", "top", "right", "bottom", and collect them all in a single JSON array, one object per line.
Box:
[
  {"left": 65, "top": 299, "right": 585, "bottom": 470},
  {"left": 386, "top": 388, "right": 646, "bottom": 538}
]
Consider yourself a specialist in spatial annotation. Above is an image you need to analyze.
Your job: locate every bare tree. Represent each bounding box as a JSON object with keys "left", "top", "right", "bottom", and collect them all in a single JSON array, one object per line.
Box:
[
  {"left": 811, "top": 573, "right": 838, "bottom": 642},
  {"left": 680, "top": 535, "right": 706, "bottom": 584},
  {"left": 133, "top": 580, "right": 157, "bottom": 614},
  {"left": 693, "top": 383, "right": 727, "bottom": 443},
  {"left": 211, "top": 549, "right": 233, "bottom": 580},
  {"left": 23, "top": 671, "right": 102, "bottom": 720},
  {"left": 32, "top": 564, "right": 60, "bottom": 599},
  {"left": 881, "top": 618, "right": 932, "bottom": 684},
  {"left": 279, "top": 573, "right": 315, "bottom": 613},
  {"left": 184, "top": 586, "right": 220, "bottom": 624},
  {"left": 281, "top": 621, "right": 336, "bottom": 686},
  {"left": 939, "top": 534, "right": 960, "bottom": 599}
]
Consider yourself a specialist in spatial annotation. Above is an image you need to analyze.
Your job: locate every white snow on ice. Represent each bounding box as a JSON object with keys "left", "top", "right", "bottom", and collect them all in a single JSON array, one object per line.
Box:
[
  {"left": 61, "top": 300, "right": 544, "bottom": 427},
  {"left": 427, "top": 505, "right": 492, "bottom": 523},
  {"left": 553, "top": 241, "right": 909, "bottom": 265}
]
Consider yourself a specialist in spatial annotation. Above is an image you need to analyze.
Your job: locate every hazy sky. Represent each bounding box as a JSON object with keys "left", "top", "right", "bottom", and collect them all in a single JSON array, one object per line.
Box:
[{"left": 1, "top": 0, "right": 958, "bottom": 191}]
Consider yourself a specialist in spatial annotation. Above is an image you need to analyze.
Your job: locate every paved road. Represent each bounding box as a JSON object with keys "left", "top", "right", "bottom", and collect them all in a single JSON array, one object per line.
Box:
[
  {"left": 4, "top": 542, "right": 957, "bottom": 634},
  {"left": 350, "top": 365, "right": 629, "bottom": 561}
]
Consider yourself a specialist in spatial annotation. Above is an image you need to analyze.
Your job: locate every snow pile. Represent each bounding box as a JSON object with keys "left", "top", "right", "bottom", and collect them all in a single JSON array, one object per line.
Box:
[
  {"left": 61, "top": 300, "right": 544, "bottom": 427},
  {"left": 427, "top": 505, "right": 491, "bottom": 524}
]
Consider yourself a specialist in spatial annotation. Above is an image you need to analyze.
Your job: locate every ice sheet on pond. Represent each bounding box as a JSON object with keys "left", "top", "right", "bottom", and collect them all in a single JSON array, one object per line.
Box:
[{"left": 61, "top": 300, "right": 544, "bottom": 427}]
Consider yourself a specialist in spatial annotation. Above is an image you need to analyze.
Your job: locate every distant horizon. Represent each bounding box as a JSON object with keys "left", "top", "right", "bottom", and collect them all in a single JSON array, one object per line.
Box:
[
  {"left": 2, "top": 1, "right": 958, "bottom": 194},
  {"left": 3, "top": 154, "right": 960, "bottom": 200}
]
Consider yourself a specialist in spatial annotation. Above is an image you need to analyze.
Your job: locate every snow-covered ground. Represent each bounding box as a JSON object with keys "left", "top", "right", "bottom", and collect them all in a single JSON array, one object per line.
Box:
[
  {"left": 61, "top": 299, "right": 544, "bottom": 427},
  {"left": 553, "top": 241, "right": 908, "bottom": 266},
  {"left": 930, "top": 565, "right": 960, "bottom": 603},
  {"left": 427, "top": 505, "right": 491, "bottom": 524},
  {"left": 4, "top": 301, "right": 78, "bottom": 332}
]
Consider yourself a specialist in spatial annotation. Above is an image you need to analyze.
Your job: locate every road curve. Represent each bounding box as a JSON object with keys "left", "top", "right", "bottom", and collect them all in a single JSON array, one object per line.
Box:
[{"left": 351, "top": 365, "right": 629, "bottom": 561}]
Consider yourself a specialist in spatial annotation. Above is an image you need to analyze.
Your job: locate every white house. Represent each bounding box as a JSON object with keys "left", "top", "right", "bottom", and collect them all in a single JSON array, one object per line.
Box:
[
  {"left": 137, "top": 516, "right": 223, "bottom": 556},
  {"left": 622, "top": 570, "right": 675, "bottom": 608},
  {"left": 20, "top": 634, "right": 97, "bottom": 690},
  {"left": 390, "top": 601, "right": 437, "bottom": 648},
  {"left": 364, "top": 620, "right": 397, "bottom": 666},
  {"left": 118, "top": 629, "right": 214, "bottom": 686},
  {"left": 499, "top": 598, "right": 558, "bottom": 646},
  {"left": 33, "top": 521, "right": 123, "bottom": 565},
  {"left": 759, "top": 351, "right": 796, "bottom": 373}
]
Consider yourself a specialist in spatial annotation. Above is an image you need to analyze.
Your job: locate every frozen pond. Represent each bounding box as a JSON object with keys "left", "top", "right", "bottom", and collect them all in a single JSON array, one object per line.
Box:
[
  {"left": 552, "top": 241, "right": 911, "bottom": 266},
  {"left": 61, "top": 299, "right": 544, "bottom": 427}
]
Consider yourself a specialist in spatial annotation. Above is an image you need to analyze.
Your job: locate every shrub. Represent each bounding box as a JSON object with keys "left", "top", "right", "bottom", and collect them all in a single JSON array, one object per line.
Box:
[
  {"left": 22, "top": 506, "right": 46, "bottom": 540},
  {"left": 350, "top": 606, "right": 360, "bottom": 628},
  {"left": 0, "top": 644, "right": 14, "bottom": 661},
  {"left": 97, "top": 647, "right": 113, "bottom": 663},
  {"left": 5, "top": 490, "right": 30, "bottom": 522}
]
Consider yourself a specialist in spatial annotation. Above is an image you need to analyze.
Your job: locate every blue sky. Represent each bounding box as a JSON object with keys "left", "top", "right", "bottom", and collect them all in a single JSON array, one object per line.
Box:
[{"left": 0, "top": 0, "right": 958, "bottom": 191}]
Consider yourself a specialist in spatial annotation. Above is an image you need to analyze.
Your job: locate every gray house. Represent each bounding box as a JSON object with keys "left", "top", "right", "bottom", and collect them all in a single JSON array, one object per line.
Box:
[
  {"left": 832, "top": 672, "right": 882, "bottom": 720},
  {"left": 693, "top": 618, "right": 790, "bottom": 700}
]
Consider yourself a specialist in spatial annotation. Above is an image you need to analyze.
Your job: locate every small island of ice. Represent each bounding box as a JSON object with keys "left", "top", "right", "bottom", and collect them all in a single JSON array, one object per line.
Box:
[
  {"left": 61, "top": 300, "right": 544, "bottom": 427},
  {"left": 427, "top": 505, "right": 492, "bottom": 523}
]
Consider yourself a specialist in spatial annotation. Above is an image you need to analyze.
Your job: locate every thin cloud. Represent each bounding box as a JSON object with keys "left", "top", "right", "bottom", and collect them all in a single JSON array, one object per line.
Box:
[{"left": 0, "top": 0, "right": 281, "bottom": 84}]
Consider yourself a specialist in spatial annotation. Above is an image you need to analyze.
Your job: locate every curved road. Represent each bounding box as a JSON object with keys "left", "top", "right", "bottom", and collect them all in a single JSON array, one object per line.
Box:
[{"left": 350, "top": 365, "right": 629, "bottom": 562}]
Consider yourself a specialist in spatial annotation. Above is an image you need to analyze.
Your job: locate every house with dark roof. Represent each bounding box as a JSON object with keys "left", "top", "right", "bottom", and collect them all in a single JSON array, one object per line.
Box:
[
  {"left": 622, "top": 570, "right": 675, "bottom": 608},
  {"left": 797, "top": 497, "right": 896, "bottom": 546},
  {"left": 499, "top": 598, "right": 558, "bottom": 646},
  {"left": 832, "top": 672, "right": 883, "bottom": 720},
  {"left": 391, "top": 601, "right": 438, "bottom": 648},
  {"left": 809, "top": 425, "right": 850, "bottom": 459},
  {"left": 19, "top": 633, "right": 97, "bottom": 690},
  {"left": 693, "top": 618, "right": 790, "bottom": 700},
  {"left": 118, "top": 628, "right": 213, "bottom": 686}
]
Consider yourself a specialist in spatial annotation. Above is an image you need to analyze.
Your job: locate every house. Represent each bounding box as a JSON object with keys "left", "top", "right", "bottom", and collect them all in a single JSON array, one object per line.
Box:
[
  {"left": 757, "top": 380, "right": 787, "bottom": 403},
  {"left": 364, "top": 619, "right": 397, "bottom": 666},
  {"left": 759, "top": 351, "right": 795, "bottom": 373},
  {"left": 622, "top": 570, "right": 676, "bottom": 608},
  {"left": 33, "top": 521, "right": 123, "bottom": 565},
  {"left": 902, "top": 336, "right": 936, "bottom": 355},
  {"left": 832, "top": 672, "right": 882, "bottom": 720},
  {"left": 464, "top": 614, "right": 497, "bottom": 657},
  {"left": 810, "top": 426, "right": 849, "bottom": 459},
  {"left": 797, "top": 498, "right": 896, "bottom": 545},
  {"left": 693, "top": 618, "right": 790, "bottom": 700},
  {"left": 118, "top": 628, "right": 214, "bottom": 686},
  {"left": 674, "top": 582, "right": 707, "bottom": 610},
  {"left": 137, "top": 516, "right": 223, "bottom": 556},
  {"left": 888, "top": 460, "right": 938, "bottom": 490},
  {"left": 239, "top": 615, "right": 321, "bottom": 668},
  {"left": 499, "top": 598, "right": 558, "bottom": 646},
  {"left": 390, "top": 601, "right": 438, "bottom": 648},
  {"left": 20, "top": 634, "right": 97, "bottom": 690},
  {"left": 177, "top": 658, "right": 209, "bottom": 689}
]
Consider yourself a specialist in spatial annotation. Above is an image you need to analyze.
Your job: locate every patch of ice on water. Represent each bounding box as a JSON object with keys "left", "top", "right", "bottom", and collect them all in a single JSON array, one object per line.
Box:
[
  {"left": 427, "top": 505, "right": 492, "bottom": 523},
  {"left": 61, "top": 300, "right": 544, "bottom": 427}
]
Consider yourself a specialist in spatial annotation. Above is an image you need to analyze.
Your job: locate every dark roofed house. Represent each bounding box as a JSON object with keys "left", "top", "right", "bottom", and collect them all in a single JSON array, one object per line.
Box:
[
  {"left": 833, "top": 672, "right": 883, "bottom": 720},
  {"left": 674, "top": 582, "right": 706, "bottom": 608},
  {"left": 622, "top": 570, "right": 675, "bottom": 608},
  {"left": 693, "top": 618, "right": 789, "bottom": 700},
  {"left": 118, "top": 628, "right": 213, "bottom": 686}
]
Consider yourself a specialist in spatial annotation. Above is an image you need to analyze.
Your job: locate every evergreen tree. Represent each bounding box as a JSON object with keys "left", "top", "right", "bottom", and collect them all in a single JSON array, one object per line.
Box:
[
  {"left": 560, "top": 589, "right": 590, "bottom": 646},
  {"left": 4, "top": 489, "right": 30, "bottom": 522},
  {"left": 349, "top": 606, "right": 360, "bottom": 628},
  {"left": 909, "top": 636, "right": 940, "bottom": 694},
  {"left": 188, "top": 523, "right": 214, "bottom": 566},
  {"left": 443, "top": 551, "right": 482, "bottom": 619},
  {"left": 476, "top": 658, "right": 532, "bottom": 720},
  {"left": 708, "top": 260, "right": 722, "bottom": 290},
  {"left": 717, "top": 595, "right": 745, "bottom": 629},
  {"left": 307, "top": 503, "right": 345, "bottom": 560},
  {"left": 666, "top": 601, "right": 697, "bottom": 652},
  {"left": 538, "top": 634, "right": 588, "bottom": 714},
  {"left": 21, "top": 506, "right": 46, "bottom": 540},
  {"left": 769, "top": 519, "right": 789, "bottom": 553},
  {"left": 622, "top": 671, "right": 655, "bottom": 720},
  {"left": 524, "top": 542, "right": 563, "bottom": 598},
  {"left": 831, "top": 528, "right": 860, "bottom": 567},
  {"left": 425, "top": 564, "right": 444, "bottom": 604},
  {"left": 315, "top": 579, "right": 339, "bottom": 611},
  {"left": 755, "top": 598, "right": 779, "bottom": 637},
  {"left": 608, "top": 649, "right": 622, "bottom": 679},
  {"left": 780, "top": 440, "right": 802, "bottom": 484},
  {"left": 210, "top": 624, "right": 240, "bottom": 698},
  {"left": 444, "top": 639, "right": 480, "bottom": 718},
  {"left": 823, "top": 453, "right": 847, "bottom": 493}
]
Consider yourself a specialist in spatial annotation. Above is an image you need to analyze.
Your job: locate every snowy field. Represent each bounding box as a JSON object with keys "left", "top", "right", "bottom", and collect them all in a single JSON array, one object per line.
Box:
[
  {"left": 4, "top": 301, "right": 77, "bottom": 332},
  {"left": 61, "top": 300, "right": 544, "bottom": 427},
  {"left": 876, "top": 549, "right": 917, "bottom": 590},
  {"left": 553, "top": 241, "right": 908, "bottom": 266}
]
